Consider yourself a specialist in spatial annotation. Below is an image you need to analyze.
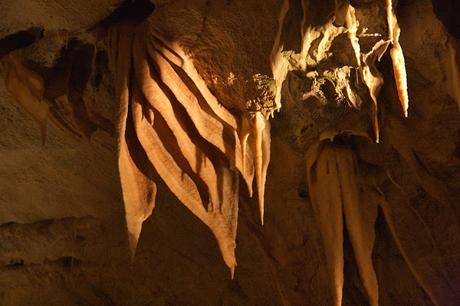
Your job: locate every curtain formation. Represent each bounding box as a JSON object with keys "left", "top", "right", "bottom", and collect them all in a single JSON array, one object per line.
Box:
[{"left": 106, "top": 20, "right": 273, "bottom": 276}]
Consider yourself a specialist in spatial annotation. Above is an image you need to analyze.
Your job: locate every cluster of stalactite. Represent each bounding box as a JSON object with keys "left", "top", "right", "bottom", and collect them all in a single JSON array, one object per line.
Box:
[
  {"left": 285, "top": 1, "right": 410, "bottom": 305},
  {"left": 1, "top": 0, "right": 460, "bottom": 305},
  {"left": 0, "top": 0, "right": 413, "bottom": 285},
  {"left": 105, "top": 19, "right": 276, "bottom": 276}
]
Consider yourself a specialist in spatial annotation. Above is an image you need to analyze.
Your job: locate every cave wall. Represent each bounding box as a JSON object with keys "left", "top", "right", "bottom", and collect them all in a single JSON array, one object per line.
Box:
[{"left": 0, "top": 0, "right": 459, "bottom": 305}]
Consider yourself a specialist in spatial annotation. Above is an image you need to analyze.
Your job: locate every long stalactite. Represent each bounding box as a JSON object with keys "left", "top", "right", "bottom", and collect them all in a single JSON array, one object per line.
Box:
[
  {"left": 386, "top": 0, "right": 410, "bottom": 117},
  {"left": 306, "top": 140, "right": 379, "bottom": 306}
]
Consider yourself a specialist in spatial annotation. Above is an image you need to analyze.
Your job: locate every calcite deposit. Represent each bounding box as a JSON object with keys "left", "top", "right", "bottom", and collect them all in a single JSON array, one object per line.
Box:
[{"left": 0, "top": 0, "right": 459, "bottom": 305}]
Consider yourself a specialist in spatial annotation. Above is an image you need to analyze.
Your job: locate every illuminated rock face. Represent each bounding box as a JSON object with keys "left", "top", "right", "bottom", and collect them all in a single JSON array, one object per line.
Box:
[{"left": 1, "top": 0, "right": 460, "bottom": 305}]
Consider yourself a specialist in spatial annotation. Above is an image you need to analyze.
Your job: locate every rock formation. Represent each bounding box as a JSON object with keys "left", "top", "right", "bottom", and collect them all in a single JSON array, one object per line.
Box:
[{"left": 0, "top": 0, "right": 459, "bottom": 305}]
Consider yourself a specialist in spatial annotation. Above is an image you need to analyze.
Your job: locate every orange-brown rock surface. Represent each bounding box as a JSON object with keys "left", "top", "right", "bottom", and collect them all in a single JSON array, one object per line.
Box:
[{"left": 0, "top": 0, "right": 459, "bottom": 305}]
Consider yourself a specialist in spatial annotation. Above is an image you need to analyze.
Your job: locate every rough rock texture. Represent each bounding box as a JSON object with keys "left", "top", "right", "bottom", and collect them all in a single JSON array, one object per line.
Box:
[
  {"left": 0, "top": 0, "right": 122, "bottom": 37},
  {"left": 0, "top": 0, "right": 459, "bottom": 305}
]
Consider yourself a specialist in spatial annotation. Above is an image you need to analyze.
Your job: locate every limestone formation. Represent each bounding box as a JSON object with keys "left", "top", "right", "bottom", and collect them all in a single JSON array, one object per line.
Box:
[{"left": 1, "top": 0, "right": 459, "bottom": 305}]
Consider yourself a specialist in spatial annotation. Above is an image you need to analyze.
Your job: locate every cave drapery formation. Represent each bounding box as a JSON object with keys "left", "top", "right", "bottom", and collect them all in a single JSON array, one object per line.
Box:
[
  {"left": 108, "top": 0, "right": 412, "bottom": 285},
  {"left": 1, "top": 0, "right": 460, "bottom": 305}
]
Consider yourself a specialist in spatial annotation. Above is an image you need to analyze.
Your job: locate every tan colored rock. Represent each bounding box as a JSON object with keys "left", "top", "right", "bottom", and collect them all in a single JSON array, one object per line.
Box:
[{"left": 1, "top": 0, "right": 460, "bottom": 305}]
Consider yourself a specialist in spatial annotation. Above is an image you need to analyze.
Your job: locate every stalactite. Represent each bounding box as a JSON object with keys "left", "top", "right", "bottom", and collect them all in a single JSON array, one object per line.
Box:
[
  {"left": 362, "top": 40, "right": 391, "bottom": 143},
  {"left": 345, "top": 4, "right": 361, "bottom": 67},
  {"left": 335, "top": 148, "right": 379, "bottom": 306},
  {"left": 133, "top": 31, "right": 222, "bottom": 210},
  {"left": 252, "top": 112, "right": 271, "bottom": 225},
  {"left": 306, "top": 140, "right": 379, "bottom": 306},
  {"left": 447, "top": 38, "right": 460, "bottom": 109},
  {"left": 145, "top": 30, "right": 255, "bottom": 194},
  {"left": 106, "top": 22, "right": 156, "bottom": 259},
  {"left": 130, "top": 85, "right": 237, "bottom": 273},
  {"left": 103, "top": 17, "right": 276, "bottom": 276},
  {"left": 386, "top": 0, "right": 409, "bottom": 117},
  {"left": 1, "top": 3, "right": 459, "bottom": 305},
  {"left": 240, "top": 115, "right": 253, "bottom": 197},
  {"left": 240, "top": 116, "right": 250, "bottom": 172},
  {"left": 306, "top": 142, "right": 344, "bottom": 306},
  {"left": 270, "top": 0, "right": 290, "bottom": 110}
]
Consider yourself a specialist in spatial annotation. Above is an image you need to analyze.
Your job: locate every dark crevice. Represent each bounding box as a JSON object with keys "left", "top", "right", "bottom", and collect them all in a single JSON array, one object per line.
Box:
[
  {"left": 0, "top": 27, "right": 44, "bottom": 58},
  {"left": 6, "top": 258, "right": 24, "bottom": 268},
  {"left": 52, "top": 256, "right": 81, "bottom": 269},
  {"left": 95, "top": 0, "right": 155, "bottom": 30},
  {"left": 432, "top": 0, "right": 460, "bottom": 39}
]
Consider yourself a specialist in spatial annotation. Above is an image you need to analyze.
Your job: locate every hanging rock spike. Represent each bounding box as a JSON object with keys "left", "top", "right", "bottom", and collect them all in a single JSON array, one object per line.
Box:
[{"left": 386, "top": 0, "right": 409, "bottom": 117}]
